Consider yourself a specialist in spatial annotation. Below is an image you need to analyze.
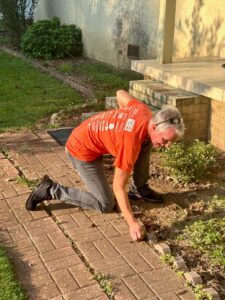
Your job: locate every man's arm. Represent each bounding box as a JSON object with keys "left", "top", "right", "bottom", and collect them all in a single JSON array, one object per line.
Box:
[
  {"left": 116, "top": 90, "right": 134, "bottom": 108},
  {"left": 113, "top": 167, "right": 144, "bottom": 241}
]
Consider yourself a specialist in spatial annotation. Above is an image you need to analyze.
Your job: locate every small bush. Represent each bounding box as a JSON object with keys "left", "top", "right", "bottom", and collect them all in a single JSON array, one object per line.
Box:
[
  {"left": 21, "top": 17, "right": 83, "bottom": 59},
  {"left": 162, "top": 139, "right": 216, "bottom": 182}
]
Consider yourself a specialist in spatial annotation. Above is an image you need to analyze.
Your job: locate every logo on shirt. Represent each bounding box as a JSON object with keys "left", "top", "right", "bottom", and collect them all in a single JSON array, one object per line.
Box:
[{"left": 124, "top": 118, "right": 135, "bottom": 132}]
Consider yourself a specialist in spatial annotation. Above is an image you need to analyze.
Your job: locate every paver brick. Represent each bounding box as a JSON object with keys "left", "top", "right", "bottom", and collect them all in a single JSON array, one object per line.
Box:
[
  {"left": 52, "top": 268, "right": 79, "bottom": 293},
  {"left": 8, "top": 245, "right": 38, "bottom": 259},
  {"left": 25, "top": 220, "right": 58, "bottom": 237},
  {"left": 56, "top": 213, "right": 79, "bottom": 230},
  {"left": 78, "top": 242, "right": 103, "bottom": 261},
  {"left": 91, "top": 256, "right": 128, "bottom": 272},
  {"left": 159, "top": 292, "right": 181, "bottom": 299},
  {"left": 45, "top": 254, "right": 81, "bottom": 272},
  {"left": 123, "top": 274, "right": 156, "bottom": 299},
  {"left": 139, "top": 247, "right": 165, "bottom": 269},
  {"left": 2, "top": 186, "right": 18, "bottom": 198},
  {"left": 5, "top": 194, "right": 28, "bottom": 208},
  {"left": 30, "top": 207, "right": 49, "bottom": 219},
  {"left": 70, "top": 211, "right": 94, "bottom": 227},
  {"left": 114, "top": 281, "right": 137, "bottom": 300},
  {"left": 123, "top": 252, "right": 153, "bottom": 273},
  {"left": 178, "top": 289, "right": 196, "bottom": 300},
  {"left": 41, "top": 246, "right": 75, "bottom": 262},
  {"left": 0, "top": 210, "right": 15, "bottom": 223},
  {"left": 141, "top": 267, "right": 178, "bottom": 284},
  {"left": 48, "top": 230, "right": 70, "bottom": 249},
  {"left": 26, "top": 282, "right": 61, "bottom": 299},
  {"left": 72, "top": 229, "right": 105, "bottom": 243},
  {"left": 32, "top": 234, "right": 55, "bottom": 253},
  {"left": 93, "top": 239, "right": 120, "bottom": 258},
  {"left": 15, "top": 255, "right": 47, "bottom": 280},
  {"left": 110, "top": 219, "right": 129, "bottom": 234},
  {"left": 13, "top": 207, "right": 34, "bottom": 223},
  {"left": 63, "top": 283, "right": 104, "bottom": 300},
  {"left": 98, "top": 222, "right": 120, "bottom": 237},
  {"left": 149, "top": 277, "right": 185, "bottom": 295},
  {"left": 8, "top": 224, "right": 28, "bottom": 241},
  {"left": 69, "top": 263, "right": 95, "bottom": 287}
]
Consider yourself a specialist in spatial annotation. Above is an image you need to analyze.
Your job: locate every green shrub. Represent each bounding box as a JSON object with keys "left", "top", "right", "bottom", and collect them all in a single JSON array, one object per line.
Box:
[
  {"left": 21, "top": 17, "right": 83, "bottom": 59},
  {"left": 162, "top": 139, "right": 216, "bottom": 182}
]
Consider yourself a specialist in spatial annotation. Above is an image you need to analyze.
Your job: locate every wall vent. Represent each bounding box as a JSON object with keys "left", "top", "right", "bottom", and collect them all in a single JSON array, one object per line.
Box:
[{"left": 127, "top": 44, "right": 140, "bottom": 59}]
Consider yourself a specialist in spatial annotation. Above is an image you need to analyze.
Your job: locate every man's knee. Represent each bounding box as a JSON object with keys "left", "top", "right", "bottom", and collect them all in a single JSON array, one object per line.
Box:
[{"left": 100, "top": 199, "right": 115, "bottom": 213}]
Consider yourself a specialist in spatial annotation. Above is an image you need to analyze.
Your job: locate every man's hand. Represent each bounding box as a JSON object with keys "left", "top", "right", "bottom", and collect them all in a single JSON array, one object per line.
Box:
[{"left": 129, "top": 220, "right": 146, "bottom": 242}]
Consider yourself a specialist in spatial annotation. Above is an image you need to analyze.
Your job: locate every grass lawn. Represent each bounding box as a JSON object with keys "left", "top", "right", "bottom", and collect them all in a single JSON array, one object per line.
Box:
[
  {"left": 0, "top": 246, "right": 26, "bottom": 300},
  {"left": 0, "top": 51, "right": 83, "bottom": 132}
]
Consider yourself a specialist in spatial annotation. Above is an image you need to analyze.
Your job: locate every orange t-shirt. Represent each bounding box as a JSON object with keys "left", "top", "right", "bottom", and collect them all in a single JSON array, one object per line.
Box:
[{"left": 66, "top": 99, "right": 152, "bottom": 173}]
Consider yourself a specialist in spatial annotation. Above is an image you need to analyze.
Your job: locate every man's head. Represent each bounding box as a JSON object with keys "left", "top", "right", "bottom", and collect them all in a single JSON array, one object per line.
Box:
[{"left": 148, "top": 107, "right": 185, "bottom": 148}]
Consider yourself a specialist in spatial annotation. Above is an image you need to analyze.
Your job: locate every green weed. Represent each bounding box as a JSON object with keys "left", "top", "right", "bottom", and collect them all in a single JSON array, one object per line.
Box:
[
  {"left": 93, "top": 273, "right": 114, "bottom": 298},
  {"left": 16, "top": 176, "right": 39, "bottom": 189},
  {"left": 181, "top": 218, "right": 225, "bottom": 266}
]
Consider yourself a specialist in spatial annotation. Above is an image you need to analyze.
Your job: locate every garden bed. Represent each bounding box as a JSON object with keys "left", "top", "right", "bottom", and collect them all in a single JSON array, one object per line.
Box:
[{"left": 103, "top": 151, "right": 225, "bottom": 299}]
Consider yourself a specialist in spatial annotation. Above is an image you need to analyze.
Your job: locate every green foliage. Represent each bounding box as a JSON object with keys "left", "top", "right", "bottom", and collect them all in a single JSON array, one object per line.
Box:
[
  {"left": 93, "top": 273, "right": 114, "bottom": 298},
  {"left": 160, "top": 253, "right": 174, "bottom": 266},
  {"left": 182, "top": 218, "right": 225, "bottom": 266},
  {"left": 162, "top": 139, "right": 217, "bottom": 183},
  {"left": 0, "top": 246, "right": 27, "bottom": 299},
  {"left": 16, "top": 176, "right": 39, "bottom": 189},
  {"left": 0, "top": 0, "right": 37, "bottom": 47},
  {"left": 21, "top": 17, "right": 83, "bottom": 59},
  {"left": 192, "top": 284, "right": 212, "bottom": 300}
]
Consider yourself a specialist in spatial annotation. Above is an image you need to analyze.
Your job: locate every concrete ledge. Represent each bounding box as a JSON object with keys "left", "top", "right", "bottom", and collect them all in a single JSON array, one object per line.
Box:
[{"left": 131, "top": 59, "right": 225, "bottom": 102}]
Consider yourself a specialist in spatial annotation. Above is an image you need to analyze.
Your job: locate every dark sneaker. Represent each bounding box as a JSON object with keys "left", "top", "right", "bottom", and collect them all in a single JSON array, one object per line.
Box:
[
  {"left": 128, "top": 184, "right": 164, "bottom": 204},
  {"left": 26, "top": 175, "right": 53, "bottom": 211}
]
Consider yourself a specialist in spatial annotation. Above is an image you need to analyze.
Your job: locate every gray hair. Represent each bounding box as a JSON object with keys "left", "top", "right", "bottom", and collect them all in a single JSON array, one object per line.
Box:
[{"left": 150, "top": 107, "right": 185, "bottom": 137}]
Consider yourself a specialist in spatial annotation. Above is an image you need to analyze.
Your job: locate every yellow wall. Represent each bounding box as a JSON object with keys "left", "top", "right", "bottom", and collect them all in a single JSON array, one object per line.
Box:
[{"left": 174, "top": 0, "right": 225, "bottom": 60}]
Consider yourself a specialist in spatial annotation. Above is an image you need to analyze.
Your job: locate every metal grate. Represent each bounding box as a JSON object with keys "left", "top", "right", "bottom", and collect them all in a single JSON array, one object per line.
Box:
[{"left": 127, "top": 44, "right": 140, "bottom": 59}]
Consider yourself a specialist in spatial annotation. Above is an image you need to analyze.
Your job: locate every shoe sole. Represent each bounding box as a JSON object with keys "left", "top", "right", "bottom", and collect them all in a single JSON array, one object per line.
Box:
[
  {"left": 128, "top": 192, "right": 164, "bottom": 204},
  {"left": 26, "top": 175, "right": 50, "bottom": 211}
]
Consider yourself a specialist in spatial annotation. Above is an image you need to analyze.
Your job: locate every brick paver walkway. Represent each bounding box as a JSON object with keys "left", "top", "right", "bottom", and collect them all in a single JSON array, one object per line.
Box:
[{"left": 0, "top": 131, "right": 195, "bottom": 300}]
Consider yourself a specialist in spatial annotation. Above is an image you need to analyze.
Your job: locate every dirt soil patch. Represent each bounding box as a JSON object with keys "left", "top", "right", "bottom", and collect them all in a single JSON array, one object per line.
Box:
[{"left": 103, "top": 151, "right": 225, "bottom": 299}]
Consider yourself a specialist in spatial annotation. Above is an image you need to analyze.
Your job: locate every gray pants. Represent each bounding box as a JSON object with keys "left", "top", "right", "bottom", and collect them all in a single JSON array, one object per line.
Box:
[{"left": 50, "top": 140, "right": 151, "bottom": 212}]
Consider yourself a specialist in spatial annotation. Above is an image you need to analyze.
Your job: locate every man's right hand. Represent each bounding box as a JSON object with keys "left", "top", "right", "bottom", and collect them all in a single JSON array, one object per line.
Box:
[{"left": 129, "top": 220, "right": 146, "bottom": 242}]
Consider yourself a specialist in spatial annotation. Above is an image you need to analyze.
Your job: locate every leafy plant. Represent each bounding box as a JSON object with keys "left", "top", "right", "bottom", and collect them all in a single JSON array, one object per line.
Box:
[
  {"left": 16, "top": 176, "right": 39, "bottom": 189},
  {"left": 162, "top": 139, "right": 217, "bottom": 183},
  {"left": 182, "top": 218, "right": 225, "bottom": 266},
  {"left": 21, "top": 17, "right": 83, "bottom": 59},
  {"left": 192, "top": 284, "right": 212, "bottom": 300},
  {"left": 0, "top": 0, "right": 37, "bottom": 47},
  {"left": 160, "top": 253, "right": 174, "bottom": 266},
  {"left": 93, "top": 273, "right": 114, "bottom": 298}
]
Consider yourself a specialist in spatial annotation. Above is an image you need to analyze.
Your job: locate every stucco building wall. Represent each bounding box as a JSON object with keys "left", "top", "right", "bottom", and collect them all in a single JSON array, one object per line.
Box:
[
  {"left": 35, "top": 0, "right": 160, "bottom": 69},
  {"left": 173, "top": 0, "right": 225, "bottom": 61}
]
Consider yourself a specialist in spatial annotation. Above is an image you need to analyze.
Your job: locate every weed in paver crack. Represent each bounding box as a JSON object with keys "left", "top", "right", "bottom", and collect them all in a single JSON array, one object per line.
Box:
[
  {"left": 93, "top": 273, "right": 114, "bottom": 298},
  {"left": 18, "top": 143, "right": 32, "bottom": 154},
  {"left": 47, "top": 210, "right": 115, "bottom": 299},
  {"left": 16, "top": 176, "right": 39, "bottom": 189},
  {"left": 0, "top": 145, "right": 9, "bottom": 158}
]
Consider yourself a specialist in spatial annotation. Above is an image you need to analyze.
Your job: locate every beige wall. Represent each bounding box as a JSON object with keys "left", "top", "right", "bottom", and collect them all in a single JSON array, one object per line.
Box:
[
  {"left": 210, "top": 99, "right": 225, "bottom": 151},
  {"left": 35, "top": 0, "right": 160, "bottom": 69},
  {"left": 174, "top": 0, "right": 225, "bottom": 61}
]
